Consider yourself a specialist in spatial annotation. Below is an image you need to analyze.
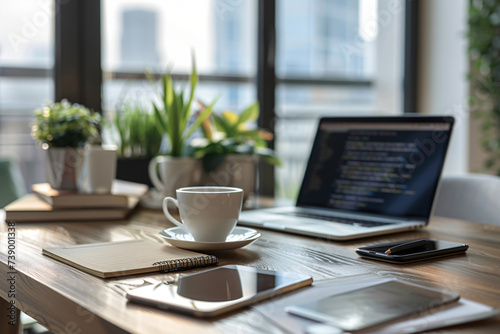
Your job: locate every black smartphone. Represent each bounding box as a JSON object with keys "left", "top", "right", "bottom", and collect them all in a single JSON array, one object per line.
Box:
[{"left": 356, "top": 238, "right": 468, "bottom": 263}]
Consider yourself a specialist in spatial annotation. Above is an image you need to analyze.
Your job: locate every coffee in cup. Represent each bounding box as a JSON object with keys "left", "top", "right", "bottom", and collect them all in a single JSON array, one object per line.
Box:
[{"left": 162, "top": 186, "right": 244, "bottom": 242}]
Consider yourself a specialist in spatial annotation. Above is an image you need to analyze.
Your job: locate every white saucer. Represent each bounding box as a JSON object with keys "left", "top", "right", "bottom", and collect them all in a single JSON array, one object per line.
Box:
[{"left": 159, "top": 226, "right": 261, "bottom": 251}]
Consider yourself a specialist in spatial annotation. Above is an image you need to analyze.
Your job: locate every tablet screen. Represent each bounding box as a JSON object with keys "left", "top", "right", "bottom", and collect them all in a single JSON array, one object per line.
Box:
[
  {"left": 176, "top": 266, "right": 299, "bottom": 302},
  {"left": 287, "top": 280, "right": 459, "bottom": 331},
  {"left": 126, "top": 265, "right": 312, "bottom": 317}
]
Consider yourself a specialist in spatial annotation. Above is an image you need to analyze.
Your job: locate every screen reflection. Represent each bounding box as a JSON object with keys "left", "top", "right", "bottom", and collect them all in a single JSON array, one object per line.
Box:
[{"left": 177, "top": 267, "right": 280, "bottom": 302}]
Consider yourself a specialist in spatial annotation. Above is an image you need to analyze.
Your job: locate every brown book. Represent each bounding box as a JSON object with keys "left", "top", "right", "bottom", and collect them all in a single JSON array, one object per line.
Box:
[
  {"left": 4, "top": 193, "right": 140, "bottom": 222},
  {"left": 42, "top": 239, "right": 219, "bottom": 278},
  {"left": 32, "top": 180, "right": 148, "bottom": 209}
]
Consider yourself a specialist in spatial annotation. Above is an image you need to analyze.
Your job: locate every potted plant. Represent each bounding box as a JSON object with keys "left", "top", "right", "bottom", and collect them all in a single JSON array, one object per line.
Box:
[
  {"left": 31, "top": 99, "right": 102, "bottom": 190},
  {"left": 468, "top": 0, "right": 500, "bottom": 174},
  {"left": 147, "top": 57, "right": 218, "bottom": 197},
  {"left": 110, "top": 101, "right": 163, "bottom": 187},
  {"left": 192, "top": 101, "right": 280, "bottom": 200}
]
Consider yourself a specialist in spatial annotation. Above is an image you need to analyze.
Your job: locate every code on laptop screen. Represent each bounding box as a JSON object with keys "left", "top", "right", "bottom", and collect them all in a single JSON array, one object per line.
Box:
[{"left": 297, "top": 120, "right": 453, "bottom": 219}]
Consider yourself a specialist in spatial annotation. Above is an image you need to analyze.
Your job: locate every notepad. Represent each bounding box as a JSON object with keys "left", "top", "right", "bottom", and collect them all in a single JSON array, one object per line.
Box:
[{"left": 42, "top": 240, "right": 219, "bottom": 278}]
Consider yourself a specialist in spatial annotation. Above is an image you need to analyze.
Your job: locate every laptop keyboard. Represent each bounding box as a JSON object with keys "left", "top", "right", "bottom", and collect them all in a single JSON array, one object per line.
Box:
[{"left": 284, "top": 212, "right": 391, "bottom": 227}]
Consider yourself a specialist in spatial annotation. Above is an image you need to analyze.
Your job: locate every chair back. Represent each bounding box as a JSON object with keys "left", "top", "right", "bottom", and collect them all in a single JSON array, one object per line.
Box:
[
  {"left": 433, "top": 173, "right": 500, "bottom": 225},
  {"left": 0, "top": 159, "right": 27, "bottom": 208}
]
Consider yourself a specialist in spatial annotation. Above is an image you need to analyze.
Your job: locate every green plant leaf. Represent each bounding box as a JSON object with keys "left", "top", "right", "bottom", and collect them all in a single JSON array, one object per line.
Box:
[
  {"left": 178, "top": 91, "right": 190, "bottom": 135},
  {"left": 263, "top": 155, "right": 282, "bottom": 167},
  {"left": 255, "top": 147, "right": 281, "bottom": 166},
  {"left": 145, "top": 70, "right": 162, "bottom": 98},
  {"left": 224, "top": 102, "right": 260, "bottom": 137},
  {"left": 212, "top": 113, "right": 233, "bottom": 135},
  {"left": 153, "top": 103, "right": 167, "bottom": 133},
  {"left": 113, "top": 113, "right": 127, "bottom": 156},
  {"left": 183, "top": 55, "right": 198, "bottom": 126},
  {"left": 184, "top": 96, "right": 219, "bottom": 142},
  {"left": 31, "top": 99, "right": 102, "bottom": 147},
  {"left": 169, "top": 90, "right": 182, "bottom": 157},
  {"left": 236, "top": 101, "right": 259, "bottom": 126},
  {"left": 163, "top": 74, "right": 174, "bottom": 113}
]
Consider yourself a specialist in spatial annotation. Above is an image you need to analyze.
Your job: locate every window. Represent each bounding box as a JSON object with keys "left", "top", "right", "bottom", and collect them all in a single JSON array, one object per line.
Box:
[
  {"left": 0, "top": 0, "right": 54, "bottom": 187},
  {"left": 0, "top": 0, "right": 407, "bottom": 200},
  {"left": 274, "top": 0, "right": 405, "bottom": 200},
  {"left": 102, "top": 0, "right": 258, "bottom": 115}
]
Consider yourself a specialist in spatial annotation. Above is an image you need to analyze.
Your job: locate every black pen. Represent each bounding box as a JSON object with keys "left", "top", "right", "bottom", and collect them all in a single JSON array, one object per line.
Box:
[{"left": 384, "top": 239, "right": 429, "bottom": 255}]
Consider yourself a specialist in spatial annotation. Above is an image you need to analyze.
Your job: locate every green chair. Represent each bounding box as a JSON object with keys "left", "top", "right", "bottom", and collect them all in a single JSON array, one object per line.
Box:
[{"left": 0, "top": 159, "right": 27, "bottom": 208}]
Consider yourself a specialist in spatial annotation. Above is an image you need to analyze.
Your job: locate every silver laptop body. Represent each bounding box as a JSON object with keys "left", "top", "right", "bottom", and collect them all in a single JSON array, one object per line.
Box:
[{"left": 239, "top": 116, "right": 455, "bottom": 240}]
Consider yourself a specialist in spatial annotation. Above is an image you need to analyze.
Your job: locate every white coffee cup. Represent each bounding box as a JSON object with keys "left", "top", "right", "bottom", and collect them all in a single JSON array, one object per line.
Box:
[{"left": 162, "top": 186, "right": 244, "bottom": 242}]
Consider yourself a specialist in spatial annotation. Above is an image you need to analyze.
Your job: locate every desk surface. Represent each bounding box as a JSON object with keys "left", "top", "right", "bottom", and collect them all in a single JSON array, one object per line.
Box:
[{"left": 1, "top": 207, "right": 500, "bottom": 333}]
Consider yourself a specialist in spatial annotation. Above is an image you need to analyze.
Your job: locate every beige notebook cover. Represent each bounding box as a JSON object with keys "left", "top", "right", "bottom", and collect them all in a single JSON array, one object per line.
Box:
[{"left": 42, "top": 240, "right": 219, "bottom": 278}]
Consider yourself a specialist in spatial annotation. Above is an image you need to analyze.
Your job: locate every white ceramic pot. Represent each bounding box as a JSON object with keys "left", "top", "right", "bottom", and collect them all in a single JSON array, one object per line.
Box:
[
  {"left": 198, "top": 154, "right": 258, "bottom": 201},
  {"left": 78, "top": 145, "right": 117, "bottom": 194},
  {"left": 148, "top": 156, "right": 200, "bottom": 197},
  {"left": 45, "top": 147, "right": 84, "bottom": 191}
]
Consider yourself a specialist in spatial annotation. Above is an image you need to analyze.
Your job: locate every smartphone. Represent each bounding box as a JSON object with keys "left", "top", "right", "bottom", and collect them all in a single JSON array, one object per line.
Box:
[
  {"left": 286, "top": 280, "right": 460, "bottom": 332},
  {"left": 356, "top": 238, "right": 468, "bottom": 263},
  {"left": 126, "top": 265, "right": 312, "bottom": 317}
]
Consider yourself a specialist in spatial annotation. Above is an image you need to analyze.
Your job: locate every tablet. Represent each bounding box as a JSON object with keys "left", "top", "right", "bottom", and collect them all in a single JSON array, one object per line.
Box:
[
  {"left": 126, "top": 265, "right": 313, "bottom": 317},
  {"left": 286, "top": 280, "right": 460, "bottom": 332}
]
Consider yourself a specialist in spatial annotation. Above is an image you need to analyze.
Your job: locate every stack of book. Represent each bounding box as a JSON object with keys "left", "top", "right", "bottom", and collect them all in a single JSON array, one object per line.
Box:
[{"left": 4, "top": 180, "right": 149, "bottom": 222}]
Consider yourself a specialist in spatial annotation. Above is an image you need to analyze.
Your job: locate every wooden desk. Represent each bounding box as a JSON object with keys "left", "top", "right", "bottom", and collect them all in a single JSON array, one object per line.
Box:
[{"left": 0, "top": 208, "right": 499, "bottom": 333}]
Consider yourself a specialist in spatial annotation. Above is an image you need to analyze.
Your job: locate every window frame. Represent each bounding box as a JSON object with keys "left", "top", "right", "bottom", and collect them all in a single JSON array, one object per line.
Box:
[{"left": 1, "top": 0, "right": 418, "bottom": 197}]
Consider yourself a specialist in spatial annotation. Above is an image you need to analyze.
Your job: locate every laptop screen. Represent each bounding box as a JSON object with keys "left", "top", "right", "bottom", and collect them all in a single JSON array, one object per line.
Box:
[{"left": 296, "top": 116, "right": 454, "bottom": 220}]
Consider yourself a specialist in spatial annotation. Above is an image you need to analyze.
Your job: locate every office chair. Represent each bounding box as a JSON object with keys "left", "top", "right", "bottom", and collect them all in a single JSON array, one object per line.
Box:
[
  {"left": 433, "top": 173, "right": 500, "bottom": 225},
  {"left": 0, "top": 158, "right": 27, "bottom": 208}
]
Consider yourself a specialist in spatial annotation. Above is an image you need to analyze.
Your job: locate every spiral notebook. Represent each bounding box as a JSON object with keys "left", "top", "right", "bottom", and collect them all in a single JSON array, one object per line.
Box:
[{"left": 42, "top": 240, "right": 219, "bottom": 278}]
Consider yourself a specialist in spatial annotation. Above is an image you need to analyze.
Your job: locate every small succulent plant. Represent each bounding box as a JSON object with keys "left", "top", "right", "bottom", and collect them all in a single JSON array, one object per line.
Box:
[{"left": 31, "top": 99, "right": 102, "bottom": 148}]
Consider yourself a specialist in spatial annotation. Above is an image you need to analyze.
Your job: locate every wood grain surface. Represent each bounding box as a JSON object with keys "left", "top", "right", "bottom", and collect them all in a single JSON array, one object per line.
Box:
[{"left": 0, "top": 207, "right": 500, "bottom": 333}]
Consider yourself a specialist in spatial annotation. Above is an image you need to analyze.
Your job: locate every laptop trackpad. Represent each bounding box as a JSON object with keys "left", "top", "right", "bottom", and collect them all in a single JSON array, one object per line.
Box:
[
  {"left": 262, "top": 218, "right": 360, "bottom": 235},
  {"left": 290, "top": 223, "right": 359, "bottom": 235},
  {"left": 263, "top": 219, "right": 305, "bottom": 230}
]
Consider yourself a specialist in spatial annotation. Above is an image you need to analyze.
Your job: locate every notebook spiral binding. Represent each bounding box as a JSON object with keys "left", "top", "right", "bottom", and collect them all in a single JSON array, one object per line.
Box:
[{"left": 155, "top": 255, "right": 219, "bottom": 272}]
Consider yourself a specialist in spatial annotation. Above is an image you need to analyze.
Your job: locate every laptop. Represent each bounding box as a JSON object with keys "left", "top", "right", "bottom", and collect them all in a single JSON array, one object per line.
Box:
[{"left": 239, "top": 115, "right": 455, "bottom": 240}]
